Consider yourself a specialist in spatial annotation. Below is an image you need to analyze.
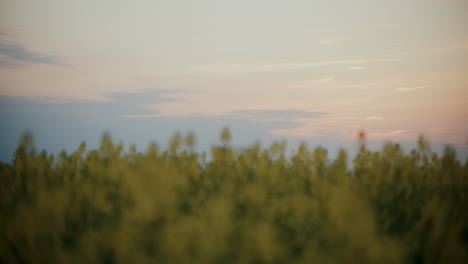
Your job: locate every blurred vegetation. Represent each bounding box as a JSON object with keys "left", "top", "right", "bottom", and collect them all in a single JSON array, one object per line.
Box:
[{"left": 1, "top": 130, "right": 467, "bottom": 264}]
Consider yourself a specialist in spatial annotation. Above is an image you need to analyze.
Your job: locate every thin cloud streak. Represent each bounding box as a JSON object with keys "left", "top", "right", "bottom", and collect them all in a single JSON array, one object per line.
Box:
[
  {"left": 316, "top": 77, "right": 335, "bottom": 83},
  {"left": 365, "top": 129, "right": 416, "bottom": 141},
  {"left": 0, "top": 42, "right": 63, "bottom": 67},
  {"left": 366, "top": 116, "right": 384, "bottom": 121},
  {"left": 188, "top": 59, "right": 398, "bottom": 75},
  {"left": 395, "top": 85, "right": 431, "bottom": 91},
  {"left": 347, "top": 66, "right": 367, "bottom": 70},
  {"left": 230, "top": 109, "right": 326, "bottom": 122}
]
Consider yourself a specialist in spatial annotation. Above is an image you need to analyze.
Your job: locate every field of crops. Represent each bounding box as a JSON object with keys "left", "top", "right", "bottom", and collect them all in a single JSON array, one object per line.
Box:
[{"left": 1, "top": 130, "right": 467, "bottom": 264}]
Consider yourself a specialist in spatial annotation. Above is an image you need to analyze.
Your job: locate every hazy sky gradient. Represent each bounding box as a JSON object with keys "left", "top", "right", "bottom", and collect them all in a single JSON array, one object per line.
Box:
[{"left": 1, "top": 0, "right": 467, "bottom": 160}]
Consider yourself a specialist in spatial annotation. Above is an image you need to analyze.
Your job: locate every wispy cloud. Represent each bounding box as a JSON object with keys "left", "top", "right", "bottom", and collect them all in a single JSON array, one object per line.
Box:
[
  {"left": 316, "top": 115, "right": 384, "bottom": 121},
  {"left": 347, "top": 66, "right": 366, "bottom": 70},
  {"left": 230, "top": 109, "right": 326, "bottom": 122},
  {"left": 106, "top": 90, "right": 186, "bottom": 118},
  {"left": 316, "top": 77, "right": 335, "bottom": 83},
  {"left": 0, "top": 42, "right": 63, "bottom": 67},
  {"left": 366, "top": 129, "right": 413, "bottom": 139},
  {"left": 5, "top": 89, "right": 186, "bottom": 119},
  {"left": 288, "top": 77, "right": 336, "bottom": 90},
  {"left": 366, "top": 116, "right": 383, "bottom": 121},
  {"left": 188, "top": 59, "right": 396, "bottom": 75},
  {"left": 395, "top": 85, "right": 431, "bottom": 92}
]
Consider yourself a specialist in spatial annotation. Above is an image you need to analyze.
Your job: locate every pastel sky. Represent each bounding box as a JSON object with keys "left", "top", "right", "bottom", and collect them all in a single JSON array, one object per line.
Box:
[{"left": 1, "top": 0, "right": 467, "bottom": 161}]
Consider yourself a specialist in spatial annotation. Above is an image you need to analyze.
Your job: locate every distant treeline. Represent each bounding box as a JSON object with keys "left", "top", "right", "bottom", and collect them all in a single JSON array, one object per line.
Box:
[{"left": 1, "top": 130, "right": 467, "bottom": 264}]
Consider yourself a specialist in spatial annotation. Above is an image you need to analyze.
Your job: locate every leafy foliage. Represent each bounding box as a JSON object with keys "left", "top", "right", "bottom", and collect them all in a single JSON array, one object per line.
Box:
[{"left": 1, "top": 131, "right": 467, "bottom": 264}]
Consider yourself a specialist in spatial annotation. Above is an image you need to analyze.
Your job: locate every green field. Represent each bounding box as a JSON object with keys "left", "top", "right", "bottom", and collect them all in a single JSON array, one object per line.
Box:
[{"left": 1, "top": 130, "right": 467, "bottom": 264}]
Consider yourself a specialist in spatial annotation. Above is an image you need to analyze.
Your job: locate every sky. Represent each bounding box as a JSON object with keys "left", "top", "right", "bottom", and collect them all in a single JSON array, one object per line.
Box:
[{"left": 1, "top": 0, "right": 467, "bottom": 162}]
